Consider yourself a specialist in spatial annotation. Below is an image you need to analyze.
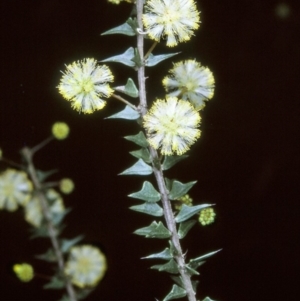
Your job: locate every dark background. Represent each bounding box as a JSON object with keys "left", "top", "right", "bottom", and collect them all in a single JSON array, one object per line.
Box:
[{"left": 0, "top": 0, "right": 299, "bottom": 300}]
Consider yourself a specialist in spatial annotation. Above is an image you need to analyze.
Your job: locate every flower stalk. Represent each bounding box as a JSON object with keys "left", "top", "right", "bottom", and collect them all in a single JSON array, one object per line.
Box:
[{"left": 136, "top": 1, "right": 197, "bottom": 300}]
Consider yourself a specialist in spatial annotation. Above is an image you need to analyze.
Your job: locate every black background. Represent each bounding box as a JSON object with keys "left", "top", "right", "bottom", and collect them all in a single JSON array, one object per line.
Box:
[{"left": 0, "top": 1, "right": 299, "bottom": 300}]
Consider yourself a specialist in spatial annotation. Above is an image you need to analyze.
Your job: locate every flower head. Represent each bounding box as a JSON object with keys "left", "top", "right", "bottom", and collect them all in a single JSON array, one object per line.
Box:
[
  {"left": 199, "top": 207, "right": 216, "bottom": 226},
  {"left": 65, "top": 245, "right": 107, "bottom": 288},
  {"left": 59, "top": 178, "right": 75, "bottom": 194},
  {"left": 58, "top": 58, "right": 114, "bottom": 114},
  {"left": 0, "top": 169, "right": 33, "bottom": 211},
  {"left": 13, "top": 263, "right": 34, "bottom": 282},
  {"left": 24, "top": 189, "right": 65, "bottom": 227},
  {"left": 142, "top": 0, "right": 200, "bottom": 47},
  {"left": 143, "top": 96, "right": 201, "bottom": 155},
  {"left": 175, "top": 194, "right": 193, "bottom": 210},
  {"left": 163, "top": 60, "right": 215, "bottom": 110},
  {"left": 52, "top": 122, "right": 70, "bottom": 140}
]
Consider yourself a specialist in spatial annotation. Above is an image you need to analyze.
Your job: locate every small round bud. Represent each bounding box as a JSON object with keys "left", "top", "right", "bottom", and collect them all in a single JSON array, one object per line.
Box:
[
  {"left": 52, "top": 122, "right": 70, "bottom": 140},
  {"left": 199, "top": 208, "right": 216, "bottom": 226},
  {"left": 59, "top": 178, "right": 75, "bottom": 194},
  {"left": 13, "top": 263, "right": 34, "bottom": 282}
]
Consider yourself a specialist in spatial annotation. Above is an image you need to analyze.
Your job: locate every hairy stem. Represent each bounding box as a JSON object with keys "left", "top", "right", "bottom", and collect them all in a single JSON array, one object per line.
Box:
[
  {"left": 21, "top": 147, "right": 77, "bottom": 301},
  {"left": 135, "top": 2, "right": 197, "bottom": 301}
]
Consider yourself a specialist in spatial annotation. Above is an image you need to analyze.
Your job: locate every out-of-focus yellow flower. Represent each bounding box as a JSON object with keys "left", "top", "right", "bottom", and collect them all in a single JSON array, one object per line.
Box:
[
  {"left": 24, "top": 189, "right": 65, "bottom": 227},
  {"left": 58, "top": 58, "right": 114, "bottom": 114},
  {"left": 163, "top": 60, "right": 215, "bottom": 111},
  {"left": 13, "top": 263, "right": 34, "bottom": 282},
  {"left": 59, "top": 178, "right": 74, "bottom": 194},
  {"left": 52, "top": 122, "right": 70, "bottom": 140},
  {"left": 199, "top": 208, "right": 216, "bottom": 226},
  {"left": 143, "top": 0, "right": 200, "bottom": 47},
  {"left": 0, "top": 169, "right": 33, "bottom": 211},
  {"left": 65, "top": 245, "right": 107, "bottom": 288},
  {"left": 143, "top": 97, "right": 201, "bottom": 155}
]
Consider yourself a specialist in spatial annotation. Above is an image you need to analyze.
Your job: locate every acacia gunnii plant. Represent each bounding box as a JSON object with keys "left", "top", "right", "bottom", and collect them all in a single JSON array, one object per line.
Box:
[{"left": 57, "top": 0, "right": 219, "bottom": 301}]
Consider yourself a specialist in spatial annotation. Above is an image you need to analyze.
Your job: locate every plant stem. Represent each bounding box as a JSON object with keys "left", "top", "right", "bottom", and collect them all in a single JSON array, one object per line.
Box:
[
  {"left": 21, "top": 147, "right": 77, "bottom": 301},
  {"left": 135, "top": 2, "right": 197, "bottom": 301}
]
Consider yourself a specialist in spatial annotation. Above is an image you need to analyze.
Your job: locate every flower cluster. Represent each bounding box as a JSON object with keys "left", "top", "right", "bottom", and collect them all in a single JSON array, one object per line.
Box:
[
  {"left": 143, "top": 96, "right": 201, "bottom": 155},
  {"left": 64, "top": 245, "right": 107, "bottom": 288},
  {"left": 199, "top": 208, "right": 216, "bottom": 226},
  {"left": 143, "top": 0, "right": 200, "bottom": 47},
  {"left": 52, "top": 122, "right": 70, "bottom": 140},
  {"left": 58, "top": 58, "right": 114, "bottom": 114},
  {"left": 163, "top": 60, "right": 215, "bottom": 110},
  {"left": 13, "top": 263, "right": 34, "bottom": 282}
]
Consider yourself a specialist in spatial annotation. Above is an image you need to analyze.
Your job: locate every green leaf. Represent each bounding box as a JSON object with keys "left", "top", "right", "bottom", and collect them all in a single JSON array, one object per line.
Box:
[
  {"left": 119, "top": 159, "right": 152, "bottom": 176},
  {"left": 134, "top": 221, "right": 171, "bottom": 239},
  {"left": 163, "top": 284, "right": 187, "bottom": 301},
  {"left": 132, "top": 48, "right": 143, "bottom": 67},
  {"left": 128, "top": 181, "right": 161, "bottom": 202},
  {"left": 145, "top": 52, "right": 180, "bottom": 67},
  {"left": 101, "top": 47, "right": 135, "bottom": 67},
  {"left": 142, "top": 248, "right": 172, "bottom": 260},
  {"left": 162, "top": 155, "right": 188, "bottom": 170},
  {"left": 106, "top": 105, "right": 140, "bottom": 120},
  {"left": 165, "top": 178, "right": 173, "bottom": 191},
  {"left": 114, "top": 78, "right": 139, "bottom": 98},
  {"left": 129, "top": 148, "right": 151, "bottom": 163},
  {"left": 170, "top": 276, "right": 184, "bottom": 288},
  {"left": 36, "top": 169, "right": 58, "bottom": 182},
  {"left": 185, "top": 265, "right": 200, "bottom": 276},
  {"left": 101, "top": 18, "right": 137, "bottom": 36},
  {"left": 125, "top": 131, "right": 149, "bottom": 147},
  {"left": 130, "top": 202, "right": 163, "bottom": 216},
  {"left": 44, "top": 275, "right": 65, "bottom": 289},
  {"left": 58, "top": 295, "right": 70, "bottom": 301},
  {"left": 188, "top": 249, "right": 222, "bottom": 270},
  {"left": 202, "top": 297, "right": 216, "bottom": 301},
  {"left": 60, "top": 235, "right": 84, "bottom": 253},
  {"left": 151, "top": 259, "right": 179, "bottom": 274},
  {"left": 175, "top": 204, "right": 212, "bottom": 223},
  {"left": 35, "top": 248, "right": 56, "bottom": 262},
  {"left": 178, "top": 219, "right": 197, "bottom": 239},
  {"left": 52, "top": 208, "right": 71, "bottom": 226},
  {"left": 169, "top": 180, "right": 197, "bottom": 200}
]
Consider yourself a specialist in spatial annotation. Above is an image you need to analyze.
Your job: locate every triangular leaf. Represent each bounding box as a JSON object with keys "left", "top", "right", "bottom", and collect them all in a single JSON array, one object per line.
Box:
[
  {"left": 52, "top": 208, "right": 71, "bottom": 226},
  {"left": 162, "top": 155, "right": 188, "bottom": 170},
  {"left": 114, "top": 78, "right": 139, "bottom": 98},
  {"left": 35, "top": 248, "right": 56, "bottom": 262},
  {"left": 134, "top": 221, "right": 171, "bottom": 239},
  {"left": 130, "top": 202, "right": 163, "bottom": 216},
  {"left": 131, "top": 48, "right": 143, "bottom": 67},
  {"left": 169, "top": 180, "right": 197, "bottom": 200},
  {"left": 163, "top": 284, "right": 187, "bottom": 301},
  {"left": 36, "top": 169, "right": 58, "bottom": 182},
  {"left": 58, "top": 295, "right": 70, "bottom": 301},
  {"left": 142, "top": 248, "right": 172, "bottom": 260},
  {"left": 185, "top": 265, "right": 200, "bottom": 276},
  {"left": 145, "top": 52, "right": 180, "bottom": 67},
  {"left": 129, "top": 148, "right": 151, "bottom": 163},
  {"left": 60, "top": 235, "right": 84, "bottom": 253},
  {"left": 188, "top": 249, "right": 222, "bottom": 269},
  {"left": 119, "top": 159, "right": 152, "bottom": 176},
  {"left": 101, "top": 47, "right": 135, "bottom": 67},
  {"left": 202, "top": 297, "right": 216, "bottom": 301},
  {"left": 101, "top": 18, "right": 136, "bottom": 36},
  {"left": 106, "top": 105, "right": 140, "bottom": 120},
  {"left": 178, "top": 220, "right": 197, "bottom": 239},
  {"left": 125, "top": 131, "right": 149, "bottom": 147},
  {"left": 128, "top": 181, "right": 160, "bottom": 202},
  {"left": 175, "top": 204, "right": 212, "bottom": 223},
  {"left": 151, "top": 259, "right": 179, "bottom": 274},
  {"left": 43, "top": 275, "right": 65, "bottom": 289}
]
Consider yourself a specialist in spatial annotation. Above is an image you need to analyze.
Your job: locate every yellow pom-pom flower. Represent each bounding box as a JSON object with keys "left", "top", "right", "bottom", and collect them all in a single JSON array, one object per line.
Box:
[
  {"left": 175, "top": 194, "right": 193, "bottom": 210},
  {"left": 0, "top": 169, "right": 33, "bottom": 211},
  {"left": 13, "top": 263, "right": 34, "bottom": 282},
  {"left": 143, "top": 96, "right": 201, "bottom": 155},
  {"left": 52, "top": 122, "right": 70, "bottom": 140},
  {"left": 199, "top": 208, "right": 216, "bottom": 226},
  {"left": 142, "top": 0, "right": 200, "bottom": 47},
  {"left": 59, "top": 178, "right": 75, "bottom": 194},
  {"left": 163, "top": 60, "right": 215, "bottom": 111},
  {"left": 65, "top": 245, "right": 107, "bottom": 288},
  {"left": 58, "top": 58, "right": 114, "bottom": 114}
]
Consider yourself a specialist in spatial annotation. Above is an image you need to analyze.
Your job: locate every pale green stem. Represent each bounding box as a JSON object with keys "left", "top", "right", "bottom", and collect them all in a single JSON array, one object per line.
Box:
[
  {"left": 31, "top": 136, "right": 54, "bottom": 155},
  {"left": 135, "top": 2, "right": 197, "bottom": 301},
  {"left": 21, "top": 147, "right": 77, "bottom": 301},
  {"left": 112, "top": 93, "right": 137, "bottom": 110}
]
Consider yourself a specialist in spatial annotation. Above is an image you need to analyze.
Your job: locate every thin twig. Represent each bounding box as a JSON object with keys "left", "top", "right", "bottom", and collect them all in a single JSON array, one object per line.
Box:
[{"left": 112, "top": 93, "right": 137, "bottom": 110}]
